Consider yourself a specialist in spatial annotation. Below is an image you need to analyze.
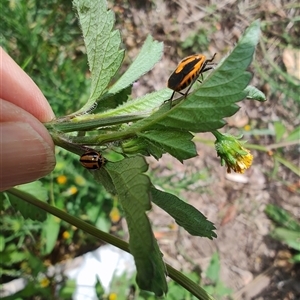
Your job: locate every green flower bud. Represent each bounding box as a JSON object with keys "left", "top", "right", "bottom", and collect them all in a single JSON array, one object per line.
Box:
[{"left": 213, "top": 131, "right": 253, "bottom": 174}]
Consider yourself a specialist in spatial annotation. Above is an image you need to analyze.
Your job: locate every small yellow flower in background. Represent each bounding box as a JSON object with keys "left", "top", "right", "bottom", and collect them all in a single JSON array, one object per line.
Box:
[
  {"left": 39, "top": 277, "right": 50, "bottom": 288},
  {"left": 62, "top": 231, "right": 70, "bottom": 240},
  {"left": 57, "top": 175, "right": 67, "bottom": 185},
  {"left": 244, "top": 124, "right": 251, "bottom": 131},
  {"left": 214, "top": 131, "right": 253, "bottom": 174},
  {"left": 109, "top": 207, "right": 121, "bottom": 223},
  {"left": 109, "top": 293, "right": 117, "bottom": 300},
  {"left": 63, "top": 185, "right": 78, "bottom": 196},
  {"left": 69, "top": 186, "right": 78, "bottom": 195},
  {"left": 75, "top": 175, "right": 86, "bottom": 186}
]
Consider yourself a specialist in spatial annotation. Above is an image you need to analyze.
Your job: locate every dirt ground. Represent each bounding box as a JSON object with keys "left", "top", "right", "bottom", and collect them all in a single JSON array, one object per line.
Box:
[{"left": 108, "top": 0, "right": 300, "bottom": 299}]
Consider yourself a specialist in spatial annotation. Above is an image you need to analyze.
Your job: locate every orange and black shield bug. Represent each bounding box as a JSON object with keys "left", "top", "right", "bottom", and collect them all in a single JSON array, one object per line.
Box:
[
  {"left": 167, "top": 53, "right": 216, "bottom": 102},
  {"left": 80, "top": 150, "right": 106, "bottom": 170}
]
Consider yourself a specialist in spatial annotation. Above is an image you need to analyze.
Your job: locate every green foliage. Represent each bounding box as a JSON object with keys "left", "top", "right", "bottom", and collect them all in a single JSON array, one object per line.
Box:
[
  {"left": 1, "top": 148, "right": 112, "bottom": 298},
  {"left": 105, "top": 157, "right": 168, "bottom": 296},
  {"left": 265, "top": 204, "right": 300, "bottom": 232},
  {"left": 108, "top": 35, "right": 164, "bottom": 96},
  {"left": 203, "top": 252, "right": 233, "bottom": 299},
  {"left": 104, "top": 254, "right": 232, "bottom": 300},
  {"left": 1, "top": 0, "right": 89, "bottom": 116},
  {"left": 2, "top": 0, "right": 265, "bottom": 298},
  {"left": 151, "top": 187, "right": 216, "bottom": 239},
  {"left": 73, "top": 0, "right": 124, "bottom": 113},
  {"left": 95, "top": 276, "right": 106, "bottom": 297},
  {"left": 181, "top": 29, "right": 210, "bottom": 53},
  {"left": 245, "top": 85, "right": 266, "bottom": 102},
  {"left": 181, "top": 24, "right": 217, "bottom": 54},
  {"left": 272, "top": 122, "right": 300, "bottom": 176},
  {"left": 136, "top": 130, "right": 197, "bottom": 161},
  {"left": 239, "top": 120, "right": 300, "bottom": 177},
  {"left": 41, "top": 214, "right": 61, "bottom": 255},
  {"left": 254, "top": 38, "right": 300, "bottom": 107},
  {"left": 265, "top": 204, "right": 300, "bottom": 263},
  {"left": 58, "top": 279, "right": 77, "bottom": 299},
  {"left": 8, "top": 182, "right": 48, "bottom": 221},
  {"left": 46, "top": 12, "right": 259, "bottom": 296}
]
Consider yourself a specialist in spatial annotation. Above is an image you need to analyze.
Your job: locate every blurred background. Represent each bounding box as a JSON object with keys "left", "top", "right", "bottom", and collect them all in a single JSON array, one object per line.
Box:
[{"left": 1, "top": 0, "right": 299, "bottom": 299}]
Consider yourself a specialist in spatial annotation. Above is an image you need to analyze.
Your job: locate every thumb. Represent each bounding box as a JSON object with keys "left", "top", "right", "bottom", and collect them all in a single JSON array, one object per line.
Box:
[{"left": 0, "top": 100, "right": 56, "bottom": 191}]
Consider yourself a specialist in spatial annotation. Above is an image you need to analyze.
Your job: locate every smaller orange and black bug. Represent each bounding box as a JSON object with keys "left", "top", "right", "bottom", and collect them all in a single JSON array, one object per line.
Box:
[
  {"left": 80, "top": 150, "right": 106, "bottom": 170},
  {"left": 167, "top": 53, "right": 216, "bottom": 102}
]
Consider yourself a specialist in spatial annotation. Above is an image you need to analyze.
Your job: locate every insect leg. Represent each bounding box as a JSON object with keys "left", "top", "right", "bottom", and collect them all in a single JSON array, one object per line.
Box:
[{"left": 184, "top": 74, "right": 201, "bottom": 97}]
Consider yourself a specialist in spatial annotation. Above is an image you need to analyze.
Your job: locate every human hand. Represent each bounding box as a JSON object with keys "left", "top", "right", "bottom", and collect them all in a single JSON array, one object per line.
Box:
[{"left": 0, "top": 47, "right": 56, "bottom": 191}]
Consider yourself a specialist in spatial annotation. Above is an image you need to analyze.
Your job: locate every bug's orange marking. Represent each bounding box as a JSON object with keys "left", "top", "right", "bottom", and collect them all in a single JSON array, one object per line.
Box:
[{"left": 167, "top": 53, "right": 216, "bottom": 102}]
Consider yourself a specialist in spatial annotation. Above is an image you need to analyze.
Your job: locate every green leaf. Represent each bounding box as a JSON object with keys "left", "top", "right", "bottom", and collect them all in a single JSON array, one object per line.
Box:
[
  {"left": 150, "top": 187, "right": 217, "bottom": 239},
  {"left": 41, "top": 215, "right": 61, "bottom": 255},
  {"left": 205, "top": 252, "right": 220, "bottom": 283},
  {"left": 270, "top": 228, "right": 300, "bottom": 251},
  {"left": 245, "top": 85, "right": 266, "bottom": 101},
  {"left": 108, "top": 35, "right": 164, "bottom": 95},
  {"left": 73, "top": 0, "right": 124, "bottom": 112},
  {"left": 0, "top": 267, "right": 22, "bottom": 279},
  {"left": 291, "top": 253, "right": 300, "bottom": 263},
  {"left": 8, "top": 183, "right": 47, "bottom": 221},
  {"left": 95, "top": 276, "right": 105, "bottom": 296},
  {"left": 138, "top": 130, "right": 197, "bottom": 162},
  {"left": 274, "top": 121, "right": 286, "bottom": 142},
  {"left": 129, "top": 20, "right": 261, "bottom": 134},
  {"left": 17, "top": 182, "right": 48, "bottom": 201},
  {"left": 265, "top": 204, "right": 300, "bottom": 231},
  {"left": 98, "top": 85, "right": 132, "bottom": 110},
  {"left": 59, "top": 279, "right": 77, "bottom": 299},
  {"left": 214, "top": 281, "right": 233, "bottom": 297},
  {"left": 0, "top": 235, "right": 5, "bottom": 252},
  {"left": 0, "top": 192, "right": 7, "bottom": 210},
  {"left": 92, "top": 166, "right": 117, "bottom": 196},
  {"left": 28, "top": 252, "right": 47, "bottom": 276},
  {"left": 1, "top": 244, "right": 28, "bottom": 264},
  {"left": 122, "top": 136, "right": 165, "bottom": 159},
  {"left": 105, "top": 157, "right": 168, "bottom": 296},
  {"left": 286, "top": 125, "right": 300, "bottom": 142},
  {"left": 97, "top": 88, "right": 171, "bottom": 118}
]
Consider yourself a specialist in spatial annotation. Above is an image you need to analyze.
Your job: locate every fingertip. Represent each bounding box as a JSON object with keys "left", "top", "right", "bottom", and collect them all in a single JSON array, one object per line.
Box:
[
  {"left": 0, "top": 122, "right": 56, "bottom": 191},
  {"left": 0, "top": 101, "right": 56, "bottom": 191}
]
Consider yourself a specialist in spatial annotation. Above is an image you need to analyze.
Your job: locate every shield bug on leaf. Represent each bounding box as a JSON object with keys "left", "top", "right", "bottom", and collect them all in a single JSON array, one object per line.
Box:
[{"left": 167, "top": 53, "right": 216, "bottom": 102}]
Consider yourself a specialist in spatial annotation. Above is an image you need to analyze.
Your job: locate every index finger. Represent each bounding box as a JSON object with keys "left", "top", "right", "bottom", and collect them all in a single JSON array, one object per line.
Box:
[{"left": 0, "top": 47, "right": 55, "bottom": 122}]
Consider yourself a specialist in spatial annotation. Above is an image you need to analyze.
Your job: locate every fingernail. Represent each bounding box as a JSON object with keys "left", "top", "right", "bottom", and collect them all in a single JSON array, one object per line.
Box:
[{"left": 0, "top": 122, "right": 56, "bottom": 190}]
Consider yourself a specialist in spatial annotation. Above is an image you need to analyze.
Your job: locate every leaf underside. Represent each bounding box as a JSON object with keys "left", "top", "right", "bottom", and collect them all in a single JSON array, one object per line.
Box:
[{"left": 104, "top": 157, "right": 168, "bottom": 296}]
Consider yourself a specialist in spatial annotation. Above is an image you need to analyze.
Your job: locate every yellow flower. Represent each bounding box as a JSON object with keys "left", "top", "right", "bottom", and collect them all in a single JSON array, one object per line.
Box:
[
  {"left": 109, "top": 293, "right": 117, "bottom": 300},
  {"left": 63, "top": 185, "right": 78, "bottom": 196},
  {"left": 68, "top": 186, "right": 78, "bottom": 195},
  {"left": 62, "top": 231, "right": 70, "bottom": 239},
  {"left": 40, "top": 277, "right": 50, "bottom": 288},
  {"left": 214, "top": 131, "right": 253, "bottom": 174},
  {"left": 226, "top": 148, "right": 253, "bottom": 174},
  {"left": 57, "top": 175, "right": 67, "bottom": 185},
  {"left": 109, "top": 207, "right": 121, "bottom": 223},
  {"left": 244, "top": 124, "right": 251, "bottom": 131}
]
